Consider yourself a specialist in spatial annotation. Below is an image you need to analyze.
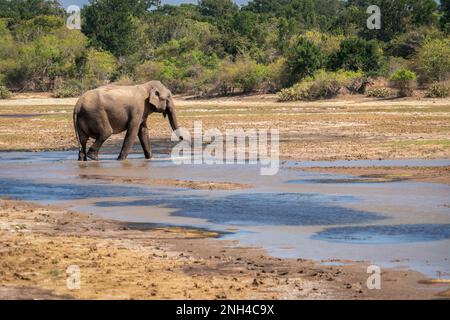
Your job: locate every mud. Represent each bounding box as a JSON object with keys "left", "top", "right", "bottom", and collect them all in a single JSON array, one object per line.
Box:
[
  {"left": 79, "top": 174, "right": 252, "bottom": 190},
  {"left": 1, "top": 199, "right": 447, "bottom": 300},
  {"left": 0, "top": 152, "right": 449, "bottom": 281}
]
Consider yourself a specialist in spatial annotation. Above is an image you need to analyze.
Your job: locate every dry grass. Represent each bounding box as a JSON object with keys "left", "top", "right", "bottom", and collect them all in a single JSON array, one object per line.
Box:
[{"left": 0, "top": 94, "right": 449, "bottom": 160}]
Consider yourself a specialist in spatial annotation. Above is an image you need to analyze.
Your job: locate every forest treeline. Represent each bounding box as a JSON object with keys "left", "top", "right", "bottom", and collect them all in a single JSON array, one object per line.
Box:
[{"left": 0, "top": 0, "right": 449, "bottom": 99}]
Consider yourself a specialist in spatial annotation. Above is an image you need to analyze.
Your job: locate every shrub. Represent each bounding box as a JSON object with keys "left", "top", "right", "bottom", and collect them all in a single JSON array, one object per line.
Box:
[
  {"left": 264, "top": 58, "right": 289, "bottom": 92},
  {"left": 387, "top": 27, "right": 442, "bottom": 59},
  {"left": 0, "top": 85, "right": 12, "bottom": 99},
  {"left": 425, "top": 82, "right": 450, "bottom": 98},
  {"left": 416, "top": 38, "right": 450, "bottom": 82},
  {"left": 277, "top": 82, "right": 312, "bottom": 101},
  {"left": 52, "top": 79, "right": 83, "bottom": 98},
  {"left": 330, "top": 38, "right": 383, "bottom": 74},
  {"left": 135, "top": 60, "right": 185, "bottom": 93},
  {"left": 231, "top": 57, "right": 268, "bottom": 93},
  {"left": 389, "top": 69, "right": 417, "bottom": 97},
  {"left": 306, "top": 71, "right": 342, "bottom": 100},
  {"left": 83, "top": 49, "right": 117, "bottom": 83},
  {"left": 366, "top": 88, "right": 393, "bottom": 98},
  {"left": 277, "top": 70, "right": 365, "bottom": 101},
  {"left": 204, "top": 56, "right": 269, "bottom": 95},
  {"left": 114, "top": 75, "right": 135, "bottom": 85},
  {"left": 285, "top": 36, "right": 323, "bottom": 85},
  {"left": 329, "top": 69, "right": 368, "bottom": 94}
]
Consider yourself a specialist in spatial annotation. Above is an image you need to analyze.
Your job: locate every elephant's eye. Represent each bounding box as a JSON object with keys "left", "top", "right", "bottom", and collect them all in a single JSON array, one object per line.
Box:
[{"left": 155, "top": 91, "right": 160, "bottom": 97}]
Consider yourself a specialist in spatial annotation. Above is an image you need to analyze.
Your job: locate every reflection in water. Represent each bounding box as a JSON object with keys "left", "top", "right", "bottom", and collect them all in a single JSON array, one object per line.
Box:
[
  {"left": 313, "top": 224, "right": 450, "bottom": 244},
  {"left": 96, "top": 193, "right": 385, "bottom": 226}
]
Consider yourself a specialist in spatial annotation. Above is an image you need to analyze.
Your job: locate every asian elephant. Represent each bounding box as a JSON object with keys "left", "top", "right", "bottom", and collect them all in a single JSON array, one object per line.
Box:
[{"left": 73, "top": 80, "right": 183, "bottom": 161}]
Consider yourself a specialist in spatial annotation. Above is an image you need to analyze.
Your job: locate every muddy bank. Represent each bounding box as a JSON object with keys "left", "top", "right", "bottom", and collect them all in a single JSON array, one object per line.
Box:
[
  {"left": 0, "top": 198, "right": 448, "bottom": 300},
  {"left": 79, "top": 174, "right": 252, "bottom": 190},
  {"left": 295, "top": 166, "right": 450, "bottom": 185}
]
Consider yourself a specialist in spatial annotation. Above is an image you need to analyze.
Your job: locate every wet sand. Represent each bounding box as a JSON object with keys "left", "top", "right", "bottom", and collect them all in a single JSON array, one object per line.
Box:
[
  {"left": 78, "top": 174, "right": 252, "bottom": 190},
  {"left": 295, "top": 166, "right": 450, "bottom": 185},
  {"left": 1, "top": 198, "right": 447, "bottom": 300}
]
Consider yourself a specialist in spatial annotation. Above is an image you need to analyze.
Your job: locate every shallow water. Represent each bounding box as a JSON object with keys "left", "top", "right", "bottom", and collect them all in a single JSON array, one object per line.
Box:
[{"left": 0, "top": 150, "right": 449, "bottom": 278}]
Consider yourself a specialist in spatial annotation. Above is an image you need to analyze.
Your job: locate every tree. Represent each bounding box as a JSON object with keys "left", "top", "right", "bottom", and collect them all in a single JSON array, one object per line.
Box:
[
  {"left": 387, "top": 27, "right": 442, "bottom": 59},
  {"left": 0, "top": 0, "right": 64, "bottom": 20},
  {"left": 198, "top": 0, "right": 238, "bottom": 19},
  {"left": 285, "top": 37, "right": 323, "bottom": 85},
  {"left": 82, "top": 0, "right": 160, "bottom": 57},
  {"left": 83, "top": 49, "right": 117, "bottom": 82},
  {"left": 359, "top": 0, "right": 438, "bottom": 41},
  {"left": 11, "top": 29, "right": 87, "bottom": 90},
  {"left": 440, "top": 0, "right": 450, "bottom": 33},
  {"left": 330, "top": 38, "right": 383, "bottom": 74},
  {"left": 416, "top": 38, "right": 450, "bottom": 82}
]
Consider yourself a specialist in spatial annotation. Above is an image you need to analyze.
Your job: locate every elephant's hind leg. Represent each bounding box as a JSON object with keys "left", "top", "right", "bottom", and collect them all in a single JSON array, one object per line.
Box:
[
  {"left": 87, "top": 135, "right": 111, "bottom": 161},
  {"left": 78, "top": 130, "right": 89, "bottom": 161},
  {"left": 87, "top": 131, "right": 112, "bottom": 161}
]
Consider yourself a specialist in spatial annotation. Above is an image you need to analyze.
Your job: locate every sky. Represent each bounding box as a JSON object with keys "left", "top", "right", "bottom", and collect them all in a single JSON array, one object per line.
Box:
[{"left": 60, "top": 0, "right": 249, "bottom": 9}]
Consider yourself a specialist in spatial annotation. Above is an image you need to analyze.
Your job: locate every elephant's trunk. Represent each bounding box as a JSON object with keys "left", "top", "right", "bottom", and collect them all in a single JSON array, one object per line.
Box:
[{"left": 167, "top": 98, "right": 183, "bottom": 140}]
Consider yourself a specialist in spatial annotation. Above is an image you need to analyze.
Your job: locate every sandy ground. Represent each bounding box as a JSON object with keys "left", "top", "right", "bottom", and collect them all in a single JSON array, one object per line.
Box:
[
  {"left": 1, "top": 198, "right": 449, "bottom": 300},
  {"left": 0, "top": 93, "right": 449, "bottom": 160},
  {"left": 78, "top": 175, "right": 252, "bottom": 190}
]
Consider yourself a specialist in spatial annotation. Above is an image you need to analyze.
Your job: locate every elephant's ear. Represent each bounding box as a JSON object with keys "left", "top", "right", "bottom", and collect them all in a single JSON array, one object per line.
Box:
[{"left": 149, "top": 90, "right": 159, "bottom": 108}]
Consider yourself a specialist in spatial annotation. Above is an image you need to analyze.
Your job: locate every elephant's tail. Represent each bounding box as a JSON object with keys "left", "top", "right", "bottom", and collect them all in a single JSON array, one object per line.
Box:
[{"left": 73, "top": 99, "right": 82, "bottom": 149}]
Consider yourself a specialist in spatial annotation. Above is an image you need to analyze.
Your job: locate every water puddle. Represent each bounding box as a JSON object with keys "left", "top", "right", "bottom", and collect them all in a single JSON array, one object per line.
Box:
[
  {"left": 0, "top": 150, "right": 449, "bottom": 278},
  {"left": 313, "top": 224, "right": 450, "bottom": 244}
]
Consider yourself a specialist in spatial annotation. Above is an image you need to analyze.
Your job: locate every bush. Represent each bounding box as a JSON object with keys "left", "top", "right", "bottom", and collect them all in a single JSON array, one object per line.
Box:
[
  {"left": 277, "top": 82, "right": 312, "bottom": 101},
  {"left": 83, "top": 49, "right": 117, "bottom": 83},
  {"left": 277, "top": 70, "right": 365, "bottom": 101},
  {"left": 366, "top": 88, "right": 393, "bottom": 98},
  {"left": 306, "top": 71, "right": 342, "bottom": 100},
  {"left": 231, "top": 57, "right": 268, "bottom": 93},
  {"left": 203, "top": 56, "right": 268, "bottom": 95},
  {"left": 285, "top": 36, "right": 323, "bottom": 85},
  {"left": 330, "top": 38, "right": 383, "bottom": 74},
  {"left": 389, "top": 69, "right": 417, "bottom": 97},
  {"left": 416, "top": 38, "right": 450, "bottom": 83},
  {"left": 425, "top": 82, "right": 450, "bottom": 98},
  {"left": 264, "top": 58, "right": 289, "bottom": 92},
  {"left": 387, "top": 27, "right": 442, "bottom": 59},
  {"left": 0, "top": 85, "right": 12, "bottom": 99},
  {"left": 52, "top": 79, "right": 83, "bottom": 98}
]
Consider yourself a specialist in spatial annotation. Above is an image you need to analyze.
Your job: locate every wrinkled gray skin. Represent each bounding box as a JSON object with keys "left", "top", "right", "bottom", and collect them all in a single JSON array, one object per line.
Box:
[{"left": 73, "top": 81, "right": 182, "bottom": 161}]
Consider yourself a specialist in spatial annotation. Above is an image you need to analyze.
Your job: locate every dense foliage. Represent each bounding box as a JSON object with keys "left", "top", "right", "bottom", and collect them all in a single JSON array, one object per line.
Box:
[{"left": 0, "top": 0, "right": 449, "bottom": 98}]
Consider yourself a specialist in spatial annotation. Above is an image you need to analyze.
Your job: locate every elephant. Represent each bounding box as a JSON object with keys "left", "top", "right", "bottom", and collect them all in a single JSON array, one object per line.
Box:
[{"left": 73, "top": 80, "right": 183, "bottom": 161}]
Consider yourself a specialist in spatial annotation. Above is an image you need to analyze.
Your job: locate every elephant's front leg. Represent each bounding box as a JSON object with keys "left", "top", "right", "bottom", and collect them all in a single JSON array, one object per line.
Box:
[
  {"left": 118, "top": 122, "right": 140, "bottom": 161},
  {"left": 138, "top": 124, "right": 152, "bottom": 159}
]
